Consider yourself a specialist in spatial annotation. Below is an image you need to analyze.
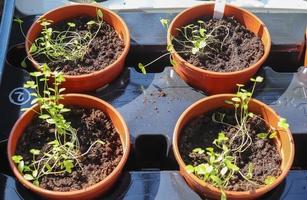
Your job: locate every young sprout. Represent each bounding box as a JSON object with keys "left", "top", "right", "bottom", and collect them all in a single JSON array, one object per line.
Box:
[
  {"left": 138, "top": 18, "right": 229, "bottom": 74},
  {"left": 12, "top": 64, "right": 105, "bottom": 187},
  {"left": 186, "top": 77, "right": 289, "bottom": 200},
  {"left": 15, "top": 9, "right": 104, "bottom": 68}
]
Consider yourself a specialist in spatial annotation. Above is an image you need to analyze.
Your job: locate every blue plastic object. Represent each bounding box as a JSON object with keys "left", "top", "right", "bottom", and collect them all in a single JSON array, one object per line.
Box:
[{"left": 0, "top": 0, "right": 15, "bottom": 86}]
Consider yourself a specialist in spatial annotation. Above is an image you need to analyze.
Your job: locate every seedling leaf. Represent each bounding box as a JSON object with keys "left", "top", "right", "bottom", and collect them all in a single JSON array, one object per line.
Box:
[
  {"left": 30, "top": 149, "right": 40, "bottom": 155},
  {"left": 264, "top": 176, "right": 276, "bottom": 185},
  {"left": 12, "top": 155, "right": 23, "bottom": 164},
  {"left": 29, "top": 43, "right": 37, "bottom": 53},
  {"left": 160, "top": 18, "right": 169, "bottom": 29},
  {"left": 23, "top": 174, "right": 34, "bottom": 181},
  {"left": 138, "top": 63, "right": 147, "bottom": 74},
  {"left": 185, "top": 165, "right": 194, "bottom": 174},
  {"left": 97, "top": 9, "right": 103, "bottom": 19},
  {"left": 257, "top": 133, "right": 268, "bottom": 140},
  {"left": 278, "top": 118, "right": 289, "bottom": 129},
  {"left": 63, "top": 160, "right": 74, "bottom": 173}
]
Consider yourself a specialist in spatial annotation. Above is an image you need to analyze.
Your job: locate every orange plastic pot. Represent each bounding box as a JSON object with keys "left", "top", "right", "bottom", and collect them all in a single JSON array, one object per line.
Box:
[
  {"left": 25, "top": 4, "right": 130, "bottom": 92},
  {"left": 173, "top": 94, "right": 294, "bottom": 200},
  {"left": 7, "top": 94, "right": 130, "bottom": 200},
  {"left": 167, "top": 3, "right": 271, "bottom": 94}
]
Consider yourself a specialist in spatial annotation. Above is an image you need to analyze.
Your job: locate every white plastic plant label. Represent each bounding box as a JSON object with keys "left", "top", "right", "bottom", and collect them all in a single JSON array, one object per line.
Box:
[{"left": 213, "top": 0, "right": 226, "bottom": 19}]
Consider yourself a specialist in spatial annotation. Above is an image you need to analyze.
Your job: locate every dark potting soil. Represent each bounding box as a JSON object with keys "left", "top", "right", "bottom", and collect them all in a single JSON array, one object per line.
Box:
[
  {"left": 179, "top": 108, "right": 281, "bottom": 191},
  {"left": 35, "top": 16, "right": 124, "bottom": 75},
  {"left": 173, "top": 17, "right": 264, "bottom": 72},
  {"left": 16, "top": 106, "right": 123, "bottom": 191}
]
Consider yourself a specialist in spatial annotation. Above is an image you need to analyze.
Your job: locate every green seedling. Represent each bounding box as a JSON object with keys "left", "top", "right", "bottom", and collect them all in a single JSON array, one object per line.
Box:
[
  {"left": 138, "top": 18, "right": 229, "bottom": 74},
  {"left": 15, "top": 9, "right": 104, "bottom": 68},
  {"left": 186, "top": 77, "right": 289, "bottom": 200},
  {"left": 12, "top": 64, "right": 105, "bottom": 186}
]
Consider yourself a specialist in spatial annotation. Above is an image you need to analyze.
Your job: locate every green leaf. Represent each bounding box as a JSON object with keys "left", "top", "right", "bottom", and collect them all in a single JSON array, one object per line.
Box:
[
  {"left": 30, "top": 149, "right": 40, "bottom": 155},
  {"left": 87, "top": 20, "right": 96, "bottom": 26},
  {"left": 210, "top": 175, "right": 222, "bottom": 185},
  {"left": 278, "top": 118, "right": 289, "bottom": 129},
  {"left": 231, "top": 97, "right": 241, "bottom": 102},
  {"left": 24, "top": 81, "right": 36, "bottom": 89},
  {"left": 32, "top": 170, "right": 38, "bottom": 178},
  {"left": 213, "top": 132, "right": 228, "bottom": 147},
  {"left": 60, "top": 108, "right": 70, "bottom": 113},
  {"left": 192, "top": 148, "right": 204, "bottom": 154},
  {"left": 167, "top": 44, "right": 174, "bottom": 52},
  {"left": 185, "top": 165, "right": 195, "bottom": 174},
  {"left": 206, "top": 147, "right": 214, "bottom": 154},
  {"left": 224, "top": 100, "right": 233, "bottom": 105},
  {"left": 195, "top": 164, "right": 212, "bottom": 175},
  {"left": 65, "top": 142, "right": 74, "bottom": 148},
  {"left": 264, "top": 176, "right": 276, "bottom": 185},
  {"left": 220, "top": 166, "right": 228, "bottom": 176},
  {"left": 33, "top": 180, "right": 39, "bottom": 186},
  {"left": 197, "top": 20, "right": 204, "bottom": 24},
  {"left": 30, "top": 71, "right": 43, "bottom": 77},
  {"left": 97, "top": 9, "right": 103, "bottom": 19},
  {"left": 225, "top": 160, "right": 239, "bottom": 171},
  {"left": 21, "top": 59, "right": 27, "bottom": 68},
  {"left": 14, "top": 17, "right": 24, "bottom": 24},
  {"left": 59, "top": 88, "right": 66, "bottom": 93},
  {"left": 12, "top": 155, "right": 23, "bottom": 164},
  {"left": 199, "top": 28, "right": 206, "bottom": 37},
  {"left": 23, "top": 174, "right": 34, "bottom": 181},
  {"left": 138, "top": 63, "right": 147, "bottom": 74},
  {"left": 40, "top": 20, "right": 52, "bottom": 26},
  {"left": 67, "top": 22, "right": 76, "bottom": 27},
  {"left": 257, "top": 133, "right": 268, "bottom": 140},
  {"left": 18, "top": 160, "right": 24, "bottom": 173},
  {"left": 21, "top": 108, "right": 29, "bottom": 112},
  {"left": 48, "top": 140, "right": 59, "bottom": 146},
  {"left": 46, "top": 118, "right": 55, "bottom": 124},
  {"left": 269, "top": 131, "right": 277, "bottom": 139},
  {"left": 170, "top": 56, "right": 176, "bottom": 66},
  {"left": 160, "top": 18, "right": 169, "bottom": 29},
  {"left": 248, "top": 112, "right": 254, "bottom": 118},
  {"left": 255, "top": 76, "right": 264, "bottom": 83},
  {"left": 31, "top": 98, "right": 39, "bottom": 105},
  {"left": 192, "top": 47, "right": 199, "bottom": 54},
  {"left": 199, "top": 40, "right": 207, "bottom": 48},
  {"left": 45, "top": 163, "right": 52, "bottom": 172},
  {"left": 97, "top": 140, "right": 105, "bottom": 145},
  {"left": 63, "top": 160, "right": 74, "bottom": 173},
  {"left": 29, "top": 43, "right": 37, "bottom": 53},
  {"left": 251, "top": 76, "right": 263, "bottom": 83}
]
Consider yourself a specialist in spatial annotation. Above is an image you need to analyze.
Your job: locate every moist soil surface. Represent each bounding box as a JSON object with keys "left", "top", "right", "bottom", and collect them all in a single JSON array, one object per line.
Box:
[
  {"left": 179, "top": 108, "right": 281, "bottom": 191},
  {"left": 35, "top": 16, "right": 124, "bottom": 75},
  {"left": 16, "top": 106, "right": 123, "bottom": 191},
  {"left": 173, "top": 17, "right": 264, "bottom": 72}
]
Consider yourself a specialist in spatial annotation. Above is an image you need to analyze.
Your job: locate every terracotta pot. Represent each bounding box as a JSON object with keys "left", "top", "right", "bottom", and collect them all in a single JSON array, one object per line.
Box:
[
  {"left": 25, "top": 4, "right": 130, "bottom": 92},
  {"left": 167, "top": 3, "right": 271, "bottom": 94},
  {"left": 173, "top": 94, "right": 294, "bottom": 200},
  {"left": 7, "top": 94, "right": 130, "bottom": 200}
]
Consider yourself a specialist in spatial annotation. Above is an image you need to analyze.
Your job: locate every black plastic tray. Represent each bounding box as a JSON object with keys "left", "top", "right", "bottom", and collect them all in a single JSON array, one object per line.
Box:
[{"left": 0, "top": 10, "right": 307, "bottom": 200}]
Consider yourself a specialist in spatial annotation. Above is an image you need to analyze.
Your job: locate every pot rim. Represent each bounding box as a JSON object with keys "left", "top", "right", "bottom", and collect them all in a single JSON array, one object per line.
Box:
[
  {"left": 7, "top": 93, "right": 131, "bottom": 197},
  {"left": 25, "top": 3, "right": 131, "bottom": 79},
  {"left": 167, "top": 3, "right": 271, "bottom": 77},
  {"left": 173, "top": 94, "right": 295, "bottom": 197}
]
